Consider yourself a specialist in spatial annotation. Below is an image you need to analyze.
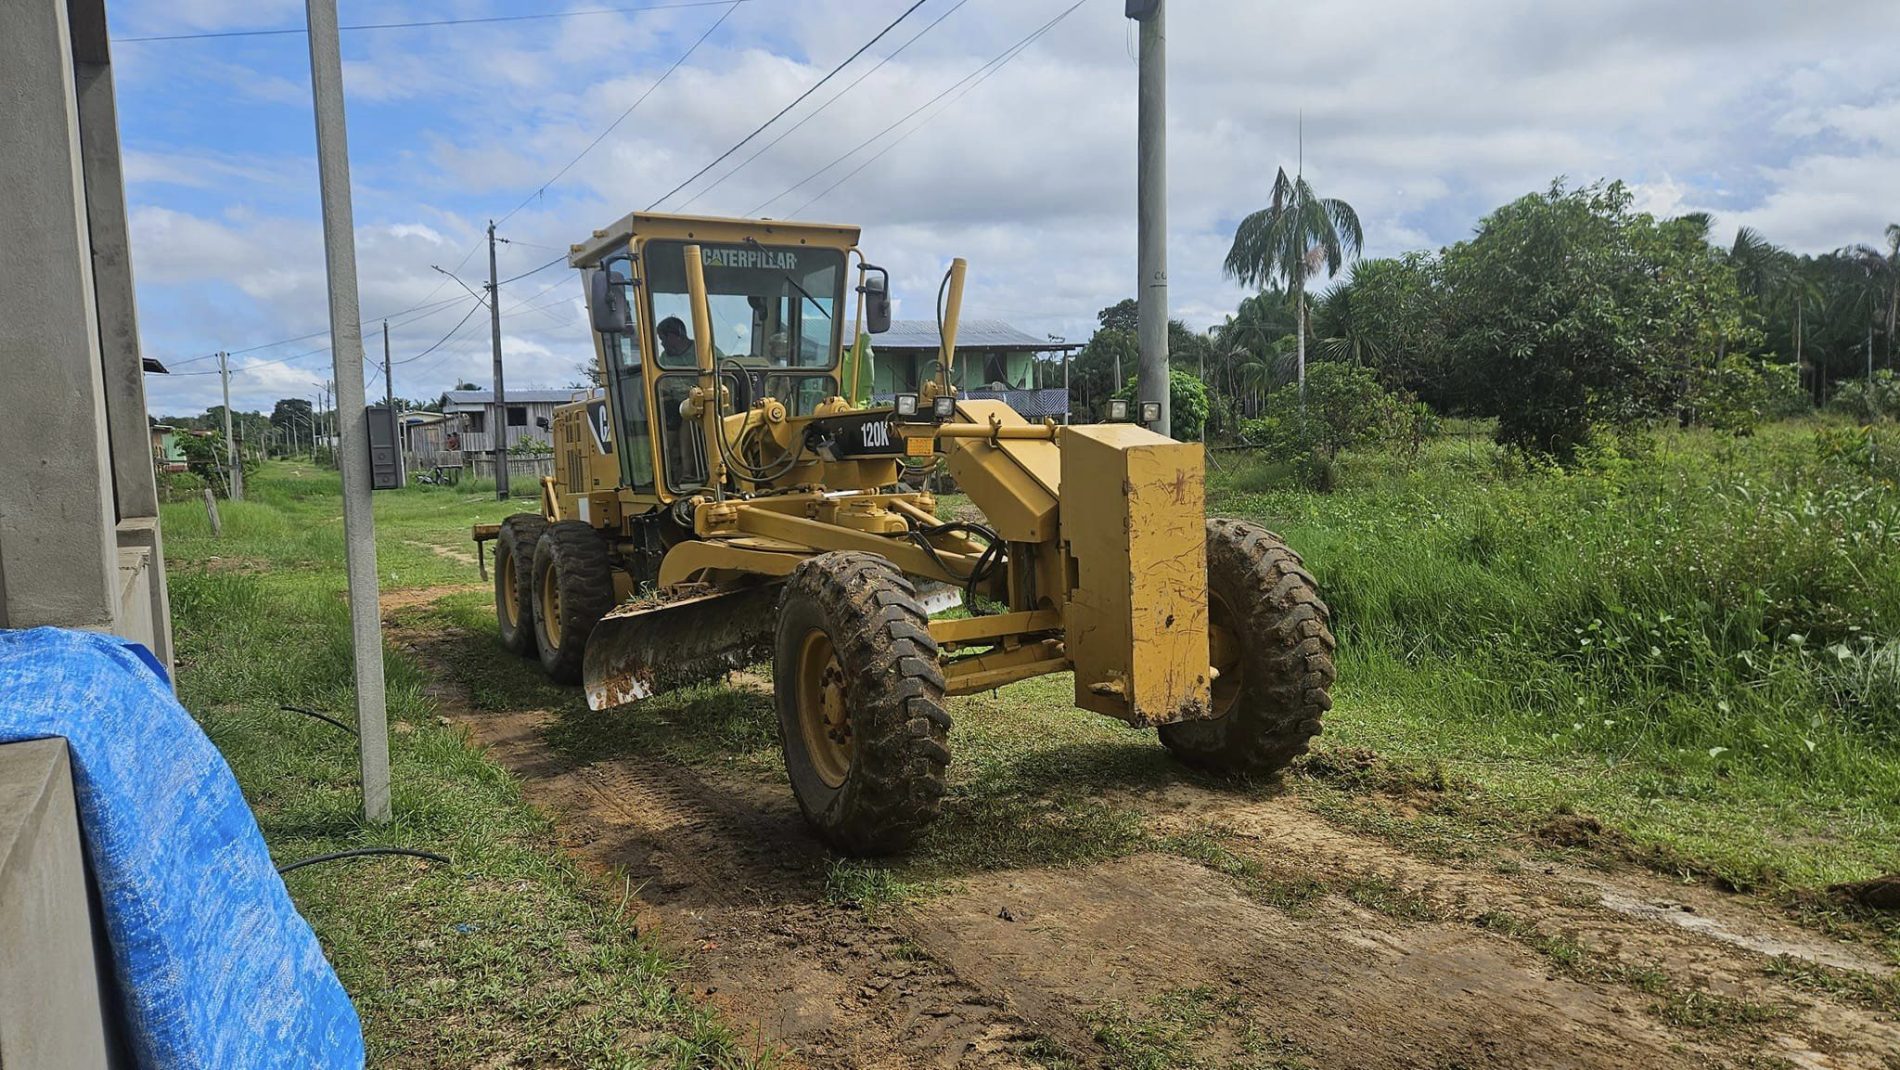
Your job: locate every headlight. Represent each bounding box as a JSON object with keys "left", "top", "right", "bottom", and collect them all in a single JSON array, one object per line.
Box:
[
  {"left": 932, "top": 394, "right": 957, "bottom": 420},
  {"left": 894, "top": 393, "right": 919, "bottom": 417},
  {"left": 1107, "top": 399, "right": 1129, "bottom": 422},
  {"left": 1140, "top": 401, "right": 1162, "bottom": 425}
]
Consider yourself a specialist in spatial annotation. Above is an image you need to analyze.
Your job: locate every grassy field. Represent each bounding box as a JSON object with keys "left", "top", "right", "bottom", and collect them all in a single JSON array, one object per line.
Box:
[
  {"left": 160, "top": 465, "right": 760, "bottom": 1068},
  {"left": 159, "top": 418, "right": 1900, "bottom": 1063},
  {"left": 1209, "top": 418, "right": 1900, "bottom": 891}
]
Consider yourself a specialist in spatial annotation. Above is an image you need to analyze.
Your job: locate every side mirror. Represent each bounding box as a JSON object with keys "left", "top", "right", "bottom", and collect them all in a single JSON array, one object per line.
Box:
[
  {"left": 589, "top": 269, "right": 630, "bottom": 334},
  {"left": 859, "top": 265, "right": 892, "bottom": 335},
  {"left": 535, "top": 416, "right": 550, "bottom": 430}
]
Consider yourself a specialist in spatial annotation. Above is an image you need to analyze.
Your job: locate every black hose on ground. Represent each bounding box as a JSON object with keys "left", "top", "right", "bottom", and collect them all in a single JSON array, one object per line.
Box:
[{"left": 276, "top": 848, "right": 450, "bottom": 876}]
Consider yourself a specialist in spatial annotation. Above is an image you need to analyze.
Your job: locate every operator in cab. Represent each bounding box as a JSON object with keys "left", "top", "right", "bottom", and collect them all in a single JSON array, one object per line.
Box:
[{"left": 656, "top": 316, "right": 695, "bottom": 363}]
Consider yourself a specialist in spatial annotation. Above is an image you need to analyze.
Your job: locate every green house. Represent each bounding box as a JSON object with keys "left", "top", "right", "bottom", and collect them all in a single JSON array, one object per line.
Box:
[{"left": 868, "top": 319, "right": 1081, "bottom": 419}]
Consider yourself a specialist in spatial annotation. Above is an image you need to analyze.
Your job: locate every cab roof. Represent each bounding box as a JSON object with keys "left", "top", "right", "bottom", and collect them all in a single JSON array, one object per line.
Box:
[{"left": 567, "top": 211, "right": 861, "bottom": 269}]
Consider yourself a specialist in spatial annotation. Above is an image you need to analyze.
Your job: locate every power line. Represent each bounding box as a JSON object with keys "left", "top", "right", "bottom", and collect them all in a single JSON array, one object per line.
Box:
[
  {"left": 391, "top": 300, "right": 487, "bottom": 365},
  {"left": 756, "top": 0, "right": 1087, "bottom": 218},
  {"left": 495, "top": 2, "right": 742, "bottom": 226},
  {"left": 115, "top": 0, "right": 750, "bottom": 43},
  {"left": 645, "top": 0, "right": 930, "bottom": 212},
  {"left": 674, "top": 0, "right": 973, "bottom": 213},
  {"left": 499, "top": 255, "right": 569, "bottom": 287}
]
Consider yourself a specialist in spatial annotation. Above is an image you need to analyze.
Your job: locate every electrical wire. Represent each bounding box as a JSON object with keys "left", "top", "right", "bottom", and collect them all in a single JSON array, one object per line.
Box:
[
  {"left": 674, "top": 0, "right": 974, "bottom": 212},
  {"left": 276, "top": 848, "right": 450, "bottom": 875},
  {"left": 495, "top": 2, "right": 742, "bottom": 226},
  {"left": 645, "top": 0, "right": 930, "bottom": 212},
  {"left": 753, "top": 0, "right": 1087, "bottom": 218},
  {"left": 116, "top": 0, "right": 749, "bottom": 43},
  {"left": 279, "top": 704, "right": 355, "bottom": 735},
  {"left": 390, "top": 299, "right": 486, "bottom": 366}
]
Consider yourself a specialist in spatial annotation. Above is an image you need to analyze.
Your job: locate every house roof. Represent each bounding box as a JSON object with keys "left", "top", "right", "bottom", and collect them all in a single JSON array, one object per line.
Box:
[
  {"left": 441, "top": 389, "right": 591, "bottom": 407},
  {"left": 875, "top": 319, "right": 1080, "bottom": 352}
]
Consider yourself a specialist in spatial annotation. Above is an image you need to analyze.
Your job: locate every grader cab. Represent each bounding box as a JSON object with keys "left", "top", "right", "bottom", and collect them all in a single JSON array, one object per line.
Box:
[{"left": 473, "top": 211, "right": 1335, "bottom": 854}]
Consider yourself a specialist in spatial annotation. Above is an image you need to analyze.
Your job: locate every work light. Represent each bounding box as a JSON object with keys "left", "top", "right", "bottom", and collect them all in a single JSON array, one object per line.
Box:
[
  {"left": 1140, "top": 401, "right": 1162, "bottom": 425},
  {"left": 894, "top": 393, "right": 919, "bottom": 417},
  {"left": 1108, "top": 399, "right": 1130, "bottom": 422},
  {"left": 932, "top": 395, "right": 957, "bottom": 420}
]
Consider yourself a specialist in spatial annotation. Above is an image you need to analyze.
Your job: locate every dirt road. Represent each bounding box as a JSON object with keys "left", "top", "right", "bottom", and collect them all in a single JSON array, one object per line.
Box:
[{"left": 388, "top": 599, "right": 1898, "bottom": 1070}]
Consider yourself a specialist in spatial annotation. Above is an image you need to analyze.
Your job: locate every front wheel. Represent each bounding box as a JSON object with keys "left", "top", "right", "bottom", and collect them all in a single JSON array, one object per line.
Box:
[
  {"left": 1158, "top": 519, "right": 1335, "bottom": 777},
  {"left": 774, "top": 553, "right": 951, "bottom": 855}
]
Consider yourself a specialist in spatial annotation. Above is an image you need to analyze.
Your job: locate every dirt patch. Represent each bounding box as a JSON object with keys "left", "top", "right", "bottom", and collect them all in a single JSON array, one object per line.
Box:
[
  {"left": 404, "top": 539, "right": 478, "bottom": 567},
  {"left": 389, "top": 617, "right": 1053, "bottom": 1069},
  {"left": 389, "top": 595, "right": 1900, "bottom": 1069},
  {"left": 380, "top": 583, "right": 485, "bottom": 616}
]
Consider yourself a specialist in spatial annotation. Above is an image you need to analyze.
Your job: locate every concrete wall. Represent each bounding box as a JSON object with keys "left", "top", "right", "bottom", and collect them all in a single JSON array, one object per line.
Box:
[
  {"left": 0, "top": 739, "right": 123, "bottom": 1068},
  {"left": 0, "top": 0, "right": 172, "bottom": 673}
]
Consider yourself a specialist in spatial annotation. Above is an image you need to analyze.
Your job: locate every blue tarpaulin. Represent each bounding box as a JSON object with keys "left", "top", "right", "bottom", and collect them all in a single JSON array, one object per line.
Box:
[{"left": 0, "top": 628, "right": 363, "bottom": 1068}]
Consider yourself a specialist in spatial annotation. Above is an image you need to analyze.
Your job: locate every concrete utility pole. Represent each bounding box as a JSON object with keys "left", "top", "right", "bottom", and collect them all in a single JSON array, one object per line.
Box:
[
  {"left": 304, "top": 0, "right": 390, "bottom": 824},
  {"left": 487, "top": 220, "right": 510, "bottom": 500},
  {"left": 1131, "top": 0, "right": 1170, "bottom": 438},
  {"left": 217, "top": 350, "right": 243, "bottom": 500}
]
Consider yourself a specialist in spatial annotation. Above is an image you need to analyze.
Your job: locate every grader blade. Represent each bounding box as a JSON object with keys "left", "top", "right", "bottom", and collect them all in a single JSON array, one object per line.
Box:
[{"left": 582, "top": 586, "right": 779, "bottom": 711}]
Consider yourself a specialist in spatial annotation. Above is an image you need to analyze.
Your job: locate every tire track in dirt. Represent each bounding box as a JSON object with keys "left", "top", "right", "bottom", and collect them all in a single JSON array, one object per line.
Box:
[
  {"left": 389, "top": 599, "right": 1898, "bottom": 1069},
  {"left": 388, "top": 619, "right": 1057, "bottom": 1069}
]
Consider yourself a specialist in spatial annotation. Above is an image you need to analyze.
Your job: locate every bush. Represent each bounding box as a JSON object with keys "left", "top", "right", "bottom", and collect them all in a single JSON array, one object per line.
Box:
[
  {"left": 1237, "top": 363, "right": 1435, "bottom": 485},
  {"left": 1830, "top": 370, "right": 1900, "bottom": 422}
]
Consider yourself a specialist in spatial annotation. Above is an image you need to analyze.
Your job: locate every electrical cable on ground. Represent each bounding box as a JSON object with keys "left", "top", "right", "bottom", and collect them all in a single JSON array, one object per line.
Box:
[
  {"left": 279, "top": 704, "right": 356, "bottom": 735},
  {"left": 276, "top": 848, "right": 450, "bottom": 875}
]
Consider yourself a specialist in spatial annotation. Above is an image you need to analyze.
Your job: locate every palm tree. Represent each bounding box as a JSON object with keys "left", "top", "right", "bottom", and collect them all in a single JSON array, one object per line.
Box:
[{"left": 1223, "top": 166, "right": 1363, "bottom": 401}]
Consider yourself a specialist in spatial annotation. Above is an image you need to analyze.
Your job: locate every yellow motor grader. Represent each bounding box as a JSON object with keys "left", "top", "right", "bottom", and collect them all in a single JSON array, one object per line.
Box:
[{"left": 473, "top": 211, "right": 1334, "bottom": 854}]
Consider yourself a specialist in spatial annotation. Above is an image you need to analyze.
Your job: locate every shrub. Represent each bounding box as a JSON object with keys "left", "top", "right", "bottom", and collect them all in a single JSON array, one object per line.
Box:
[
  {"left": 1113, "top": 368, "right": 1210, "bottom": 441},
  {"left": 1830, "top": 370, "right": 1900, "bottom": 423}
]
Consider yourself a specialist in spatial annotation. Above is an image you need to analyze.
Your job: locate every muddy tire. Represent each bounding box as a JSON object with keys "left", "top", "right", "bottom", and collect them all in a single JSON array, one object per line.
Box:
[
  {"left": 774, "top": 552, "right": 951, "bottom": 855},
  {"left": 1159, "top": 519, "right": 1334, "bottom": 777},
  {"left": 531, "top": 521, "right": 615, "bottom": 684},
  {"left": 495, "top": 514, "right": 547, "bottom": 656}
]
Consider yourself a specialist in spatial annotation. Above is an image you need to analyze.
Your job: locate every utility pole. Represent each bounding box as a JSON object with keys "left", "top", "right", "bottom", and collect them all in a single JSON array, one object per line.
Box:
[
  {"left": 304, "top": 0, "right": 391, "bottom": 824},
  {"left": 487, "top": 220, "right": 510, "bottom": 500},
  {"left": 1130, "top": 0, "right": 1170, "bottom": 438},
  {"left": 217, "top": 350, "right": 243, "bottom": 500}
]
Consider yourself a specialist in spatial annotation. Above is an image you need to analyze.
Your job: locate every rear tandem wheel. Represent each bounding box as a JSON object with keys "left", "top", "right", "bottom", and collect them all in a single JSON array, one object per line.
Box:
[
  {"left": 494, "top": 514, "right": 547, "bottom": 657},
  {"left": 531, "top": 521, "right": 616, "bottom": 684}
]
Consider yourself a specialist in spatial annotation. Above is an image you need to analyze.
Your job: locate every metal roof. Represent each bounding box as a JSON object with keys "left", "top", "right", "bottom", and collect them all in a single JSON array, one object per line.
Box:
[
  {"left": 441, "top": 389, "right": 592, "bottom": 407},
  {"left": 875, "top": 319, "right": 1080, "bottom": 352}
]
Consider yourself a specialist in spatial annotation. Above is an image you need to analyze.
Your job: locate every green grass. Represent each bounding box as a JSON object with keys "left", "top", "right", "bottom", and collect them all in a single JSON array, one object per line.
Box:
[
  {"left": 1210, "top": 419, "right": 1900, "bottom": 893},
  {"left": 161, "top": 463, "right": 760, "bottom": 1068}
]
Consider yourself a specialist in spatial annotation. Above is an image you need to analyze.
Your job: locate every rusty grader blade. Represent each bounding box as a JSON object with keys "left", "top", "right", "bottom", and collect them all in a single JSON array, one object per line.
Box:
[{"left": 582, "top": 585, "right": 780, "bottom": 711}]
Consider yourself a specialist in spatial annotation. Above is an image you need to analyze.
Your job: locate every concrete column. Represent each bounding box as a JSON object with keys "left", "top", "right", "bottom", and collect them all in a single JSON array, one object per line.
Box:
[
  {"left": 0, "top": 739, "right": 121, "bottom": 1068},
  {"left": 69, "top": 4, "right": 159, "bottom": 522},
  {"left": 0, "top": 0, "right": 120, "bottom": 631}
]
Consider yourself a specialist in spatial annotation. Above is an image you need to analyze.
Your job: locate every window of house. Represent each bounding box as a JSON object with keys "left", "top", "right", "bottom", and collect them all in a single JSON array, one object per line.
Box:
[
  {"left": 507, "top": 406, "right": 528, "bottom": 427},
  {"left": 464, "top": 411, "right": 486, "bottom": 433}
]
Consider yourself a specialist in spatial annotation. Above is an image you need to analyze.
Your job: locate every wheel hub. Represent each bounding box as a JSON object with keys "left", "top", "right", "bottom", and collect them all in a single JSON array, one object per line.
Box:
[{"left": 797, "top": 629, "right": 854, "bottom": 788}]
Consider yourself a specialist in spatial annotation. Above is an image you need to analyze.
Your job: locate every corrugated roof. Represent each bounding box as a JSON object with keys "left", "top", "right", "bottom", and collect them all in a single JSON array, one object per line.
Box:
[
  {"left": 875, "top": 319, "right": 1078, "bottom": 351},
  {"left": 442, "top": 389, "right": 592, "bottom": 406}
]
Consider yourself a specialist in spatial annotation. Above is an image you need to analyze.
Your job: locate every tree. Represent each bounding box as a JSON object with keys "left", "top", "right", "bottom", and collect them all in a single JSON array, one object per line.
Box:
[
  {"left": 1439, "top": 180, "right": 1749, "bottom": 458},
  {"left": 1223, "top": 166, "right": 1364, "bottom": 401}
]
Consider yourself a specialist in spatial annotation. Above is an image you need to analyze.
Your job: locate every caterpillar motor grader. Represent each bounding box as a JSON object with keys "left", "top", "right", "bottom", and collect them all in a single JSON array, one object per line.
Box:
[{"left": 473, "top": 211, "right": 1334, "bottom": 854}]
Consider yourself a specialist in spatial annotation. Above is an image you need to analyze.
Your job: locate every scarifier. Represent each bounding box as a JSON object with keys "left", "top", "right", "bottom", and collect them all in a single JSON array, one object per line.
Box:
[{"left": 472, "top": 212, "right": 1335, "bottom": 854}]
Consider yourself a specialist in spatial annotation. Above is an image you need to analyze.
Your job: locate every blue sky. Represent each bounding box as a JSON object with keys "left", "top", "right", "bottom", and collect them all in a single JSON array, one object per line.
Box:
[{"left": 115, "top": 0, "right": 1900, "bottom": 416}]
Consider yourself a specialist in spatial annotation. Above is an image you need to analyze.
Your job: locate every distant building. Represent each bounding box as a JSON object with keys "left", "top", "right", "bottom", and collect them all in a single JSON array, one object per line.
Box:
[
  {"left": 438, "top": 389, "right": 588, "bottom": 453},
  {"left": 869, "top": 320, "right": 1080, "bottom": 419},
  {"left": 149, "top": 425, "right": 187, "bottom": 473}
]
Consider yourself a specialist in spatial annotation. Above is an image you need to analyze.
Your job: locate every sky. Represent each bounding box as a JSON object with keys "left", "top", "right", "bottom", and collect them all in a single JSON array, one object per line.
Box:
[{"left": 114, "top": 0, "right": 1900, "bottom": 417}]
